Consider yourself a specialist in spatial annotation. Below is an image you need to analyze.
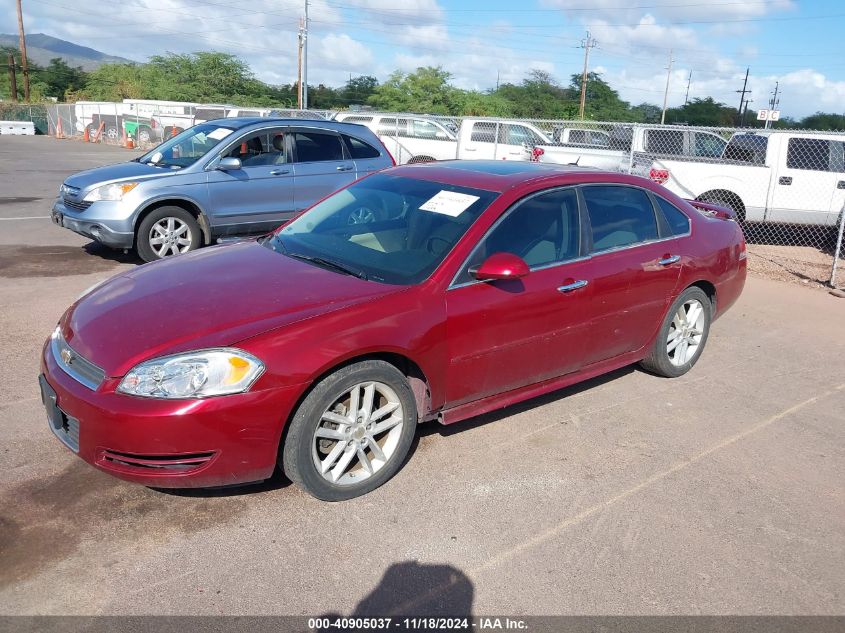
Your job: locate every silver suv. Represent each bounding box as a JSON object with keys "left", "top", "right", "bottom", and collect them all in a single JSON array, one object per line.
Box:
[{"left": 52, "top": 118, "right": 394, "bottom": 261}]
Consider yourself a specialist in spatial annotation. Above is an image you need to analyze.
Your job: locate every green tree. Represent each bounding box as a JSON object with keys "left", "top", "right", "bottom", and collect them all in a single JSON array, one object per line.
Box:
[
  {"left": 39, "top": 58, "right": 87, "bottom": 101},
  {"left": 568, "top": 72, "right": 637, "bottom": 122},
  {"left": 798, "top": 112, "right": 845, "bottom": 131},
  {"left": 341, "top": 75, "right": 378, "bottom": 105},
  {"left": 496, "top": 69, "right": 577, "bottom": 119},
  {"left": 664, "top": 97, "right": 736, "bottom": 126},
  {"left": 368, "top": 67, "right": 461, "bottom": 114}
]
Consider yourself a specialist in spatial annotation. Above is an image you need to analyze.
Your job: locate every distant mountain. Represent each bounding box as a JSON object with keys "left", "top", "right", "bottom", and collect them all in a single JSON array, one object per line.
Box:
[{"left": 0, "top": 32, "right": 136, "bottom": 70}]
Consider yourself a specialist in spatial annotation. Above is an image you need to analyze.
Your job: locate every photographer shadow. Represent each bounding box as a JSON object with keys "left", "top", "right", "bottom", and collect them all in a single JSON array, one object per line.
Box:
[{"left": 318, "top": 560, "right": 473, "bottom": 628}]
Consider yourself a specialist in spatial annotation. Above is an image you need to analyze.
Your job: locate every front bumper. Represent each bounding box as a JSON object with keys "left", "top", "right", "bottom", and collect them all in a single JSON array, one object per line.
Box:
[
  {"left": 40, "top": 339, "right": 307, "bottom": 488},
  {"left": 51, "top": 198, "right": 135, "bottom": 249}
]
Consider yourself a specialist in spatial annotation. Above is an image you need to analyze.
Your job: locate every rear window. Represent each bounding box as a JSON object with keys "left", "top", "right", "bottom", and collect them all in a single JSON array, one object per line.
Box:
[
  {"left": 645, "top": 129, "right": 684, "bottom": 155},
  {"left": 342, "top": 134, "right": 381, "bottom": 159},
  {"left": 582, "top": 186, "right": 659, "bottom": 251},
  {"left": 470, "top": 122, "right": 496, "bottom": 143},
  {"left": 723, "top": 134, "right": 768, "bottom": 164}
]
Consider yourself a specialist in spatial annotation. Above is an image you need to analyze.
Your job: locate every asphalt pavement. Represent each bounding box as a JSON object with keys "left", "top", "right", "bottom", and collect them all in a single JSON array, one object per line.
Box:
[{"left": 0, "top": 136, "right": 843, "bottom": 616}]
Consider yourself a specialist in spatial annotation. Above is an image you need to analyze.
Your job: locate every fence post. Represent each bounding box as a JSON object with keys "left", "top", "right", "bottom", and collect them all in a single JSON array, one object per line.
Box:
[{"left": 830, "top": 207, "right": 845, "bottom": 288}]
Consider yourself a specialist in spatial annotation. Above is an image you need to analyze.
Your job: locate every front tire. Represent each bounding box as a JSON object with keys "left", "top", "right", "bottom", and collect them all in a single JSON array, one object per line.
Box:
[
  {"left": 136, "top": 207, "right": 202, "bottom": 262},
  {"left": 640, "top": 287, "right": 711, "bottom": 378},
  {"left": 282, "top": 360, "right": 417, "bottom": 501}
]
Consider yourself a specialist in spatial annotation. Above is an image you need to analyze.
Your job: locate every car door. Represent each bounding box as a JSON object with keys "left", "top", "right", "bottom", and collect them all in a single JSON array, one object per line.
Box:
[
  {"left": 460, "top": 121, "right": 499, "bottom": 160},
  {"left": 290, "top": 128, "right": 356, "bottom": 212},
  {"left": 445, "top": 187, "right": 594, "bottom": 407},
  {"left": 495, "top": 123, "right": 545, "bottom": 161},
  {"left": 768, "top": 136, "right": 843, "bottom": 226},
  {"left": 579, "top": 184, "right": 683, "bottom": 366},
  {"left": 410, "top": 118, "right": 457, "bottom": 160},
  {"left": 204, "top": 126, "right": 295, "bottom": 235}
]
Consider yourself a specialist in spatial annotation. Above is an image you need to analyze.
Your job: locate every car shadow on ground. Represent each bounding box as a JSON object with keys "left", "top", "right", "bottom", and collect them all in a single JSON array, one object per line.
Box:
[
  {"left": 151, "top": 467, "right": 293, "bottom": 498},
  {"left": 82, "top": 240, "right": 143, "bottom": 265}
]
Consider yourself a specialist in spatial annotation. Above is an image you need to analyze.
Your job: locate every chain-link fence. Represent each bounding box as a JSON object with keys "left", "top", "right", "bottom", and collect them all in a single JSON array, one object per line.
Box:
[{"left": 4, "top": 101, "right": 844, "bottom": 288}]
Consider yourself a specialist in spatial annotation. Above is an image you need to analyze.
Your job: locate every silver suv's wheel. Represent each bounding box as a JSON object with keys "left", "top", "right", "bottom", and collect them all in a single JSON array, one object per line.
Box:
[{"left": 136, "top": 206, "right": 202, "bottom": 262}]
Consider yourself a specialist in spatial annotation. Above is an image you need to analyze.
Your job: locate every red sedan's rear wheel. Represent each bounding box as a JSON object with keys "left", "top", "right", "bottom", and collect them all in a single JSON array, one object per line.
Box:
[
  {"left": 641, "top": 286, "right": 712, "bottom": 378},
  {"left": 282, "top": 360, "right": 417, "bottom": 501}
]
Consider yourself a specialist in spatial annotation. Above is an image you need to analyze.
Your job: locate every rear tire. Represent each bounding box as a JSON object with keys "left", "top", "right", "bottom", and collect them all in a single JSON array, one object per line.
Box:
[
  {"left": 136, "top": 206, "right": 202, "bottom": 262},
  {"left": 282, "top": 360, "right": 417, "bottom": 501},
  {"left": 640, "top": 287, "right": 711, "bottom": 378}
]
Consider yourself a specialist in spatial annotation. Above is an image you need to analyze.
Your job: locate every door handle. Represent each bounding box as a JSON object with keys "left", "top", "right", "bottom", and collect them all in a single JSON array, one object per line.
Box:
[
  {"left": 336, "top": 165, "right": 353, "bottom": 172},
  {"left": 838, "top": 181, "right": 845, "bottom": 190},
  {"left": 657, "top": 255, "right": 680, "bottom": 266},
  {"left": 464, "top": 147, "right": 477, "bottom": 152},
  {"left": 779, "top": 176, "right": 792, "bottom": 185},
  {"left": 557, "top": 279, "right": 588, "bottom": 293},
  {"left": 270, "top": 169, "right": 290, "bottom": 175}
]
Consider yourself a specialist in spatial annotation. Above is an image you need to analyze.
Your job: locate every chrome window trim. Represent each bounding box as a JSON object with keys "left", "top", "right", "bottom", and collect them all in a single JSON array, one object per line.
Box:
[
  {"left": 447, "top": 183, "right": 692, "bottom": 291},
  {"left": 51, "top": 330, "right": 105, "bottom": 391}
]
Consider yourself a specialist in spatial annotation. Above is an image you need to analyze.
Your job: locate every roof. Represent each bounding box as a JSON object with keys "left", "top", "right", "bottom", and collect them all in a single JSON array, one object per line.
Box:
[
  {"left": 382, "top": 160, "right": 625, "bottom": 193},
  {"left": 207, "top": 117, "right": 364, "bottom": 130}
]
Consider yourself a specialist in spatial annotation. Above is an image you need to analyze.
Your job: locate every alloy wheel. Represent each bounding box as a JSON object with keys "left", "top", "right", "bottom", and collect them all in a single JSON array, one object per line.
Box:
[
  {"left": 311, "top": 381, "right": 404, "bottom": 486},
  {"left": 148, "top": 217, "right": 193, "bottom": 257},
  {"left": 667, "top": 299, "right": 705, "bottom": 366}
]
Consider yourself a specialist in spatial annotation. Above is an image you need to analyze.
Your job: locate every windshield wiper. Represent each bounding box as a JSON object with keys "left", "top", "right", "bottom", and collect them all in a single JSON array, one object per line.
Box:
[{"left": 286, "top": 252, "right": 368, "bottom": 280}]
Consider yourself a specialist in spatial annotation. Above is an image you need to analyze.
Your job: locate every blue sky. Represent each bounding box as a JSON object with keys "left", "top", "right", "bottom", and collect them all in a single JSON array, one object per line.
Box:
[{"left": 5, "top": 0, "right": 845, "bottom": 117}]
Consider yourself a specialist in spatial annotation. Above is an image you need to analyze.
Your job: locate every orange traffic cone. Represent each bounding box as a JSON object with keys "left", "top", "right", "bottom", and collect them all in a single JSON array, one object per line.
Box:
[
  {"left": 56, "top": 118, "right": 65, "bottom": 139},
  {"left": 125, "top": 136, "right": 135, "bottom": 149},
  {"left": 83, "top": 126, "right": 90, "bottom": 142},
  {"left": 171, "top": 126, "right": 179, "bottom": 138},
  {"left": 121, "top": 125, "right": 127, "bottom": 147}
]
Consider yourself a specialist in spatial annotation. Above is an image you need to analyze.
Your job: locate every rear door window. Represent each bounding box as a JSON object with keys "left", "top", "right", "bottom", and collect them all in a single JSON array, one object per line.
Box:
[
  {"left": 292, "top": 131, "right": 345, "bottom": 162},
  {"left": 470, "top": 122, "right": 496, "bottom": 143},
  {"left": 786, "top": 137, "right": 842, "bottom": 172},
  {"left": 645, "top": 129, "right": 684, "bottom": 155},
  {"left": 582, "top": 186, "right": 659, "bottom": 251}
]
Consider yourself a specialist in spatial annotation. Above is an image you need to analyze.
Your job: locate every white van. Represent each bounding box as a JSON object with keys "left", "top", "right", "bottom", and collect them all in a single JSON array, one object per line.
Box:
[{"left": 333, "top": 112, "right": 458, "bottom": 164}]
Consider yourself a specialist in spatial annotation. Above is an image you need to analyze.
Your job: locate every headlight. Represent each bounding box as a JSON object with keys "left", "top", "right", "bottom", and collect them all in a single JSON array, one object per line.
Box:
[
  {"left": 83, "top": 182, "right": 138, "bottom": 202},
  {"left": 117, "top": 348, "right": 264, "bottom": 399}
]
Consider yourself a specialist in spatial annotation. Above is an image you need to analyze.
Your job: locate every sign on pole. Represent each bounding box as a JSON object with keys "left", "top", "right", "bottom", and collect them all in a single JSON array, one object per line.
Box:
[{"left": 757, "top": 109, "right": 780, "bottom": 121}]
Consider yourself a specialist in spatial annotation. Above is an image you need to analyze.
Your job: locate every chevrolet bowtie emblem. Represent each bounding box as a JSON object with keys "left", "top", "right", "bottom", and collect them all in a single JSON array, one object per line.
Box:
[{"left": 61, "top": 348, "right": 73, "bottom": 364}]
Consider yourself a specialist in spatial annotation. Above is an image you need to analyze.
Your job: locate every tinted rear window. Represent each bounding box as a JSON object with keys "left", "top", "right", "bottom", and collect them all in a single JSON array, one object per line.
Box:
[
  {"left": 342, "top": 134, "right": 381, "bottom": 159},
  {"left": 655, "top": 196, "right": 691, "bottom": 236}
]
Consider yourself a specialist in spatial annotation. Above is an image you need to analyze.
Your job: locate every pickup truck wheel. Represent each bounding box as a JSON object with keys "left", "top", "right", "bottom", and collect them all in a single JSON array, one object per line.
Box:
[
  {"left": 137, "top": 127, "right": 153, "bottom": 144},
  {"left": 282, "top": 360, "right": 417, "bottom": 501},
  {"left": 105, "top": 126, "right": 120, "bottom": 142},
  {"left": 136, "top": 207, "right": 202, "bottom": 262},
  {"left": 640, "top": 287, "right": 711, "bottom": 378}
]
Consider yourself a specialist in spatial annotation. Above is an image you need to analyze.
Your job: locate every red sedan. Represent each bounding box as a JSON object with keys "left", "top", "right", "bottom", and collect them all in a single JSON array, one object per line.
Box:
[{"left": 40, "top": 161, "right": 746, "bottom": 500}]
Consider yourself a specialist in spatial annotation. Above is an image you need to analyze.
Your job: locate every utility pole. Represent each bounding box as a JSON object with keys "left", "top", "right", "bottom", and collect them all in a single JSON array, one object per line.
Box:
[
  {"left": 495, "top": 70, "right": 499, "bottom": 92},
  {"left": 578, "top": 31, "right": 597, "bottom": 120},
  {"left": 660, "top": 49, "right": 674, "bottom": 124},
  {"left": 302, "top": 0, "right": 309, "bottom": 109},
  {"left": 15, "top": 0, "right": 30, "bottom": 102},
  {"left": 741, "top": 98, "right": 752, "bottom": 127},
  {"left": 684, "top": 70, "right": 692, "bottom": 106},
  {"left": 765, "top": 81, "right": 780, "bottom": 130},
  {"left": 297, "top": 17, "right": 304, "bottom": 109},
  {"left": 736, "top": 67, "right": 750, "bottom": 127},
  {"left": 7, "top": 53, "right": 18, "bottom": 102}
]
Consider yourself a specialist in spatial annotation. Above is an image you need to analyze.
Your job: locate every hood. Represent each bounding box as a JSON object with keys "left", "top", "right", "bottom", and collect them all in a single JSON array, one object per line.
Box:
[
  {"left": 63, "top": 161, "right": 178, "bottom": 192},
  {"left": 63, "top": 241, "right": 403, "bottom": 377}
]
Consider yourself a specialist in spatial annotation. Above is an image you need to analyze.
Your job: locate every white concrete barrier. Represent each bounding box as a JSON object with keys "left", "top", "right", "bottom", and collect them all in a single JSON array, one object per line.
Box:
[{"left": 0, "top": 121, "right": 36, "bottom": 135}]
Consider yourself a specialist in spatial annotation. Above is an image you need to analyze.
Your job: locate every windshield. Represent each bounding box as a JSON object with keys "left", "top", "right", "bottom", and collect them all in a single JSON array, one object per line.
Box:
[
  {"left": 266, "top": 174, "right": 498, "bottom": 285},
  {"left": 138, "top": 123, "right": 237, "bottom": 168}
]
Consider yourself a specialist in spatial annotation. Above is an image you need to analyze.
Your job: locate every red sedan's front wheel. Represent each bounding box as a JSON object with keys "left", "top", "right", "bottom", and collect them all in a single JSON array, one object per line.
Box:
[{"left": 282, "top": 360, "right": 418, "bottom": 501}]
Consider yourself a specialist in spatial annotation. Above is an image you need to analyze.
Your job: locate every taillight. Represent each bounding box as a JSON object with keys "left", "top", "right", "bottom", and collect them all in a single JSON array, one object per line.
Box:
[
  {"left": 150, "top": 119, "right": 157, "bottom": 128},
  {"left": 649, "top": 168, "right": 670, "bottom": 184},
  {"left": 531, "top": 147, "right": 544, "bottom": 162}
]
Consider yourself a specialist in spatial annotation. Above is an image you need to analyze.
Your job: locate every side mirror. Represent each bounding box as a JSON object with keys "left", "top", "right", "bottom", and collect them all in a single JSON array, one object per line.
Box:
[
  {"left": 470, "top": 252, "right": 530, "bottom": 281},
  {"left": 218, "top": 157, "right": 242, "bottom": 171}
]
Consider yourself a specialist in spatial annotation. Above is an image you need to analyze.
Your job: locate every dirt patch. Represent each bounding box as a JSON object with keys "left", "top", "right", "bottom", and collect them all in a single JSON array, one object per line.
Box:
[
  {"left": 746, "top": 244, "right": 840, "bottom": 289},
  {"left": 0, "top": 461, "right": 257, "bottom": 590},
  {"left": 0, "top": 244, "right": 139, "bottom": 278}
]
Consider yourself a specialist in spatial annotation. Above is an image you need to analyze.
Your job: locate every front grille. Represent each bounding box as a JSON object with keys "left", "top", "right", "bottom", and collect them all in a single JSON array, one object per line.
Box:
[
  {"left": 51, "top": 331, "right": 105, "bottom": 390},
  {"left": 63, "top": 197, "right": 92, "bottom": 211},
  {"left": 100, "top": 449, "right": 216, "bottom": 472}
]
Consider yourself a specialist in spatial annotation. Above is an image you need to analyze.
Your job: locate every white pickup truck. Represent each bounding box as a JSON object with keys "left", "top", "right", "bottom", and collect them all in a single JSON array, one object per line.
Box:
[
  {"left": 533, "top": 125, "right": 728, "bottom": 172},
  {"left": 649, "top": 131, "right": 845, "bottom": 226}
]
